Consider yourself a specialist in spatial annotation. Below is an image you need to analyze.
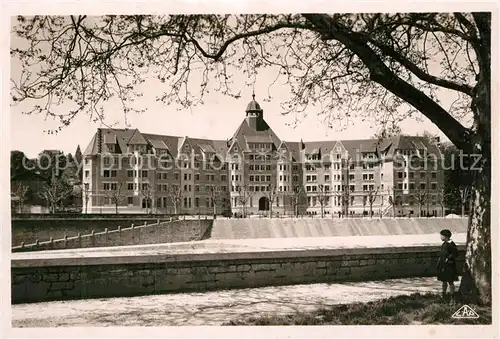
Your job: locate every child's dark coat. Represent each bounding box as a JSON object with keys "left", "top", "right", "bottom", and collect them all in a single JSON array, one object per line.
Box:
[{"left": 436, "top": 240, "right": 459, "bottom": 282}]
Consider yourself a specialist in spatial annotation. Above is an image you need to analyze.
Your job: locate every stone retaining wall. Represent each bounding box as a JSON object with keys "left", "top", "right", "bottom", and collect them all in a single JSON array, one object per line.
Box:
[
  {"left": 11, "top": 245, "right": 465, "bottom": 304},
  {"left": 12, "top": 219, "right": 213, "bottom": 252}
]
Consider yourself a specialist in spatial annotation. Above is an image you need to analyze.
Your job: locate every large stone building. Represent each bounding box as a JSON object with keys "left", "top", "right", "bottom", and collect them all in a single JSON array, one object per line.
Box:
[{"left": 82, "top": 96, "right": 445, "bottom": 217}]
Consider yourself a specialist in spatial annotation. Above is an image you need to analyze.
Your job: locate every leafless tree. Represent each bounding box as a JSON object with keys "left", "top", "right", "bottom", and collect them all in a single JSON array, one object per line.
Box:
[
  {"left": 317, "top": 184, "right": 328, "bottom": 218},
  {"left": 387, "top": 187, "right": 398, "bottom": 218},
  {"left": 438, "top": 188, "right": 447, "bottom": 217},
  {"left": 38, "top": 177, "right": 73, "bottom": 213},
  {"left": 11, "top": 12, "right": 492, "bottom": 304},
  {"left": 414, "top": 185, "right": 429, "bottom": 217},
  {"left": 104, "top": 182, "right": 126, "bottom": 214},
  {"left": 288, "top": 184, "right": 303, "bottom": 217},
  {"left": 11, "top": 183, "right": 29, "bottom": 213},
  {"left": 264, "top": 184, "right": 279, "bottom": 217},
  {"left": 366, "top": 186, "right": 379, "bottom": 218},
  {"left": 236, "top": 185, "right": 252, "bottom": 217},
  {"left": 459, "top": 186, "right": 471, "bottom": 218},
  {"left": 209, "top": 185, "right": 225, "bottom": 215},
  {"left": 167, "top": 184, "right": 182, "bottom": 215},
  {"left": 140, "top": 182, "right": 154, "bottom": 214}
]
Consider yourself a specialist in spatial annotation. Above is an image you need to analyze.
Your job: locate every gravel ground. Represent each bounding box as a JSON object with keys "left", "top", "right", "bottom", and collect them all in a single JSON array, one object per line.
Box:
[{"left": 12, "top": 276, "right": 449, "bottom": 327}]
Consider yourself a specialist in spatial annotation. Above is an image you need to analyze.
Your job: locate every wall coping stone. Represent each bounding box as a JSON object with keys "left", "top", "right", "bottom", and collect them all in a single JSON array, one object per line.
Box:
[{"left": 12, "top": 244, "right": 466, "bottom": 268}]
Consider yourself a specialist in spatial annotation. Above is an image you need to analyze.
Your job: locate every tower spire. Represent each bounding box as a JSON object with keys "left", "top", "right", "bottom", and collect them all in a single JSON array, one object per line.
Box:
[{"left": 252, "top": 90, "right": 255, "bottom": 101}]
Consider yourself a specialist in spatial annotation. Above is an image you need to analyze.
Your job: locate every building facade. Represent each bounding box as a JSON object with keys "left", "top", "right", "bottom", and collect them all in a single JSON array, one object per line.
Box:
[{"left": 82, "top": 96, "right": 445, "bottom": 217}]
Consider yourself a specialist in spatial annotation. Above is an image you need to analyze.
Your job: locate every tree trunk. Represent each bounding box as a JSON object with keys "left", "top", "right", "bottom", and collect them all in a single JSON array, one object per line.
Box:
[
  {"left": 459, "top": 146, "right": 491, "bottom": 305},
  {"left": 461, "top": 204, "right": 465, "bottom": 218},
  {"left": 459, "top": 51, "right": 491, "bottom": 305}
]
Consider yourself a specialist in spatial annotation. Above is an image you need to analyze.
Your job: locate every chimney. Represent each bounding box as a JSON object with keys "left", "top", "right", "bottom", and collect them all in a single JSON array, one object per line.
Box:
[{"left": 97, "top": 128, "right": 103, "bottom": 153}]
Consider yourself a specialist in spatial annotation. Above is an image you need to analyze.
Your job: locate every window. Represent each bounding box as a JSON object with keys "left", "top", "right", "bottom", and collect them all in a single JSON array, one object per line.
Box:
[
  {"left": 142, "top": 170, "right": 148, "bottom": 178},
  {"left": 111, "top": 170, "right": 117, "bottom": 177},
  {"left": 221, "top": 175, "right": 227, "bottom": 181},
  {"left": 431, "top": 172, "right": 437, "bottom": 179},
  {"left": 128, "top": 183, "right": 134, "bottom": 190},
  {"left": 195, "top": 185, "right": 200, "bottom": 192},
  {"left": 431, "top": 183, "right": 437, "bottom": 190},
  {"left": 409, "top": 172, "right": 414, "bottom": 179},
  {"left": 127, "top": 170, "right": 134, "bottom": 177},
  {"left": 103, "top": 170, "right": 110, "bottom": 178},
  {"left": 409, "top": 183, "right": 415, "bottom": 190},
  {"left": 127, "top": 197, "right": 133, "bottom": 204},
  {"left": 163, "top": 173, "right": 168, "bottom": 180},
  {"left": 420, "top": 183, "right": 426, "bottom": 190},
  {"left": 420, "top": 172, "right": 426, "bottom": 179},
  {"left": 184, "top": 173, "right": 188, "bottom": 180},
  {"left": 103, "top": 183, "right": 110, "bottom": 190},
  {"left": 267, "top": 175, "right": 271, "bottom": 181},
  {"left": 397, "top": 172, "right": 403, "bottom": 179},
  {"left": 174, "top": 173, "right": 179, "bottom": 180},
  {"left": 85, "top": 170, "right": 90, "bottom": 178},
  {"left": 266, "top": 165, "right": 271, "bottom": 171},
  {"left": 324, "top": 175, "right": 330, "bottom": 181}
]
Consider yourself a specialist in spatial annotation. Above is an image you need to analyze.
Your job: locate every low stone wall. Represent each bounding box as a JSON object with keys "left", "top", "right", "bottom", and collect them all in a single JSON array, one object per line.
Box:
[
  {"left": 12, "top": 219, "right": 213, "bottom": 252},
  {"left": 12, "top": 217, "right": 171, "bottom": 246},
  {"left": 11, "top": 245, "right": 465, "bottom": 304}
]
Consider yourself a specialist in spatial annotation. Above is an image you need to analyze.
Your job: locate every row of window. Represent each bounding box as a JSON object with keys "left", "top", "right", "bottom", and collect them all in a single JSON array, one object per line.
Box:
[
  {"left": 248, "top": 164, "right": 272, "bottom": 171},
  {"left": 397, "top": 171, "right": 437, "bottom": 179},
  {"left": 396, "top": 182, "right": 439, "bottom": 190},
  {"left": 249, "top": 175, "right": 272, "bottom": 182}
]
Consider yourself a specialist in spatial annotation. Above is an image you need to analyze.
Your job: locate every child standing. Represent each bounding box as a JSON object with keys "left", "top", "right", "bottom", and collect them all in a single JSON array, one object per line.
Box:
[{"left": 437, "top": 229, "right": 459, "bottom": 300}]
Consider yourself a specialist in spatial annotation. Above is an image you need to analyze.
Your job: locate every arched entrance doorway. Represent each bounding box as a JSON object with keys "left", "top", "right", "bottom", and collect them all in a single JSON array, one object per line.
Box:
[{"left": 258, "top": 197, "right": 270, "bottom": 211}]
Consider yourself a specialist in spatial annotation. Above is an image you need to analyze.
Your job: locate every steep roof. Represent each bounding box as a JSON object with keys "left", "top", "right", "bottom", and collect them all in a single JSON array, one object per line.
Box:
[
  {"left": 83, "top": 133, "right": 98, "bottom": 156},
  {"left": 230, "top": 118, "right": 281, "bottom": 152}
]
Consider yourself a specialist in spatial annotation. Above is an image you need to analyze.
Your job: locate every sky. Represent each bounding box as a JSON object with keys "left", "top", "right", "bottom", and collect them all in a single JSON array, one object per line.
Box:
[{"left": 9, "top": 15, "right": 465, "bottom": 159}]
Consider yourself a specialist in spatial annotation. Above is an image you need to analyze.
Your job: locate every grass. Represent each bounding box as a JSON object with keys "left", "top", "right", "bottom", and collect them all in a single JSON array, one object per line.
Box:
[{"left": 224, "top": 293, "right": 492, "bottom": 325}]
